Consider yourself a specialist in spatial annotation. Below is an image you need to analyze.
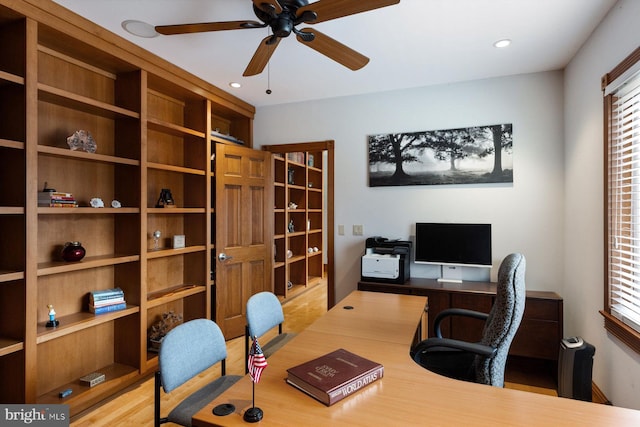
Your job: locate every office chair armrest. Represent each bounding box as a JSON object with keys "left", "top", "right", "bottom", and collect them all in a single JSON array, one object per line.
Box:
[
  {"left": 411, "top": 337, "right": 497, "bottom": 358},
  {"left": 434, "top": 308, "right": 489, "bottom": 338}
]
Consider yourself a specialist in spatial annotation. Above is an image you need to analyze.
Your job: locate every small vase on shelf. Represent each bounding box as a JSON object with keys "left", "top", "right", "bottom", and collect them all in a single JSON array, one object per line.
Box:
[{"left": 61, "top": 241, "right": 86, "bottom": 262}]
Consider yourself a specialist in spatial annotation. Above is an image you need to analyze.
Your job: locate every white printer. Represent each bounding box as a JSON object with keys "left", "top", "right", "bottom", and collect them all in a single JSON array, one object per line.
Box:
[
  {"left": 361, "top": 237, "right": 411, "bottom": 284},
  {"left": 361, "top": 253, "right": 401, "bottom": 279}
]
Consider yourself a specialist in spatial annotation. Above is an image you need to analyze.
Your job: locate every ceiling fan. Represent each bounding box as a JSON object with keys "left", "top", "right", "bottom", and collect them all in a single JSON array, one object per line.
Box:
[{"left": 155, "top": 0, "right": 400, "bottom": 77}]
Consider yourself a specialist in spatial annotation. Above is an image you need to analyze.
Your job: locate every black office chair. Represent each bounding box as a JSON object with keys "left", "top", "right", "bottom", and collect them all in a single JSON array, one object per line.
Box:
[
  {"left": 411, "top": 253, "right": 526, "bottom": 387},
  {"left": 245, "top": 291, "right": 296, "bottom": 373},
  {"left": 155, "top": 319, "right": 241, "bottom": 427}
]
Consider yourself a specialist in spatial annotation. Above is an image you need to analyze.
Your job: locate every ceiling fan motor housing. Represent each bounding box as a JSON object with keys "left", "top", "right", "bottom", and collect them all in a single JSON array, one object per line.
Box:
[{"left": 253, "top": 0, "right": 310, "bottom": 38}]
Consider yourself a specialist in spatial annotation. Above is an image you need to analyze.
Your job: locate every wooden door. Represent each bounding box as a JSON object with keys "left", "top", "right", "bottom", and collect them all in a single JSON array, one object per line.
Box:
[{"left": 215, "top": 143, "right": 273, "bottom": 338}]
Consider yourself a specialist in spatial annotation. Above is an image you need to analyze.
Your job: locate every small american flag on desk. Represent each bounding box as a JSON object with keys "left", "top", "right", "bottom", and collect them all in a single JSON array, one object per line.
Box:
[{"left": 248, "top": 336, "right": 267, "bottom": 383}]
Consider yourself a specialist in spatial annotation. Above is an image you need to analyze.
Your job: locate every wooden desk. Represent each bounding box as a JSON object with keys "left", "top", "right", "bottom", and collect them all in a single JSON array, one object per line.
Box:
[
  {"left": 193, "top": 291, "right": 640, "bottom": 426},
  {"left": 358, "top": 278, "right": 563, "bottom": 363}
]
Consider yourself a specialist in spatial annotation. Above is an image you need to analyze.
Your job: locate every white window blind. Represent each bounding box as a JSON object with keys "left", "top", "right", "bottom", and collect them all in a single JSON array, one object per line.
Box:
[{"left": 608, "top": 70, "right": 640, "bottom": 333}]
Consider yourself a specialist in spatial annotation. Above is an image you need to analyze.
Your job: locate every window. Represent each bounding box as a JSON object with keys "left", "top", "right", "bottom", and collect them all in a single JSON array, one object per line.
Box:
[{"left": 603, "top": 46, "right": 640, "bottom": 353}]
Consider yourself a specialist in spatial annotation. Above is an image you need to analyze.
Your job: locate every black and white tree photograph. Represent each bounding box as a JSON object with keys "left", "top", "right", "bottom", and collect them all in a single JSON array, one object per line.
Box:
[{"left": 368, "top": 123, "right": 513, "bottom": 187}]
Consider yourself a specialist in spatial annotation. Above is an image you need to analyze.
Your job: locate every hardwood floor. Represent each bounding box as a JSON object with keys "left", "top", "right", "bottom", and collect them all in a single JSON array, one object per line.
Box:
[{"left": 71, "top": 284, "right": 559, "bottom": 426}]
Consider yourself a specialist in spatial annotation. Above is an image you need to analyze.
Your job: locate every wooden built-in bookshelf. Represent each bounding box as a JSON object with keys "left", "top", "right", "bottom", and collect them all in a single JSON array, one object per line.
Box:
[
  {"left": 0, "top": 0, "right": 255, "bottom": 416},
  {"left": 263, "top": 143, "right": 331, "bottom": 299}
]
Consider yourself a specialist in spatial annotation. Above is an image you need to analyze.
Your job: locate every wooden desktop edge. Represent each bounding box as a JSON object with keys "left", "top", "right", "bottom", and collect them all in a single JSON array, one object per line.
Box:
[{"left": 192, "top": 290, "right": 640, "bottom": 426}]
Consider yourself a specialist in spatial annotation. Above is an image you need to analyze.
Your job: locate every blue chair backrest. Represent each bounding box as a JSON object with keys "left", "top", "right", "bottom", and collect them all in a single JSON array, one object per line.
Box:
[
  {"left": 159, "top": 318, "right": 228, "bottom": 393},
  {"left": 246, "top": 292, "right": 285, "bottom": 338}
]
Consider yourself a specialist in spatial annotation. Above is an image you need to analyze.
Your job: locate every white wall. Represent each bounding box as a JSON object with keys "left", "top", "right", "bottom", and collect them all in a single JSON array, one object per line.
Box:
[
  {"left": 563, "top": 0, "right": 640, "bottom": 410},
  {"left": 255, "top": 71, "right": 565, "bottom": 304},
  {"left": 253, "top": 0, "right": 640, "bottom": 411}
]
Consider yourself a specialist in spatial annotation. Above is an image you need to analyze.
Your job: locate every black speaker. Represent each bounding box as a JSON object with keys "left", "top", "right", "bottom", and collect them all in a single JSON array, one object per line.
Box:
[{"left": 558, "top": 337, "right": 595, "bottom": 401}]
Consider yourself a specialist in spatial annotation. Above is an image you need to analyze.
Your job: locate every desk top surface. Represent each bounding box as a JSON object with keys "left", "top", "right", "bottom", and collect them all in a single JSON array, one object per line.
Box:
[{"left": 193, "top": 291, "right": 639, "bottom": 426}]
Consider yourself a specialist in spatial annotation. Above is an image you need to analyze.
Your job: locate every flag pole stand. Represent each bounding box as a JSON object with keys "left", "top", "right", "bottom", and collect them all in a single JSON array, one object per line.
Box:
[{"left": 243, "top": 382, "right": 263, "bottom": 422}]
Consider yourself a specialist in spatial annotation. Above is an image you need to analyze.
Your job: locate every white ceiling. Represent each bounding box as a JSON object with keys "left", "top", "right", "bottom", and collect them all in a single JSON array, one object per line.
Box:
[{"left": 52, "top": 0, "right": 617, "bottom": 108}]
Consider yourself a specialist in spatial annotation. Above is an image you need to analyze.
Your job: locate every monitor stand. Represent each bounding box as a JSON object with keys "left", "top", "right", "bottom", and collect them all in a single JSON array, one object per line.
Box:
[{"left": 437, "top": 265, "right": 463, "bottom": 283}]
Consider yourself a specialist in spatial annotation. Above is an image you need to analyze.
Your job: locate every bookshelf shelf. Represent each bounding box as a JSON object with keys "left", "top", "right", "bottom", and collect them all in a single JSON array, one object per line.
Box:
[
  {"left": 147, "top": 162, "right": 206, "bottom": 176},
  {"left": 38, "top": 83, "right": 140, "bottom": 119},
  {"left": 37, "top": 254, "right": 140, "bottom": 276},
  {"left": 37, "top": 207, "right": 139, "bottom": 214},
  {"left": 0, "top": 270, "right": 24, "bottom": 282},
  {"left": 0, "top": 138, "right": 24, "bottom": 150},
  {"left": 147, "top": 284, "right": 206, "bottom": 308},
  {"left": 36, "top": 305, "right": 140, "bottom": 344},
  {"left": 147, "top": 117, "right": 206, "bottom": 139},
  {"left": 146, "top": 245, "right": 207, "bottom": 259},
  {"left": 0, "top": 337, "right": 23, "bottom": 356},
  {"left": 37, "top": 145, "right": 140, "bottom": 166},
  {"left": 36, "top": 363, "right": 139, "bottom": 406}
]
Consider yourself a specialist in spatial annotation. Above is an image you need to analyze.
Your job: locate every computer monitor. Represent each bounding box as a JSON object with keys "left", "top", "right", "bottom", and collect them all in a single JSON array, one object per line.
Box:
[{"left": 415, "top": 222, "right": 492, "bottom": 268}]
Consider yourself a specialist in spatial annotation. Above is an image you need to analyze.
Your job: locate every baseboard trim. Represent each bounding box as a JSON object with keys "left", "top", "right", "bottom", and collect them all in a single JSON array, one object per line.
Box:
[{"left": 592, "top": 382, "right": 612, "bottom": 405}]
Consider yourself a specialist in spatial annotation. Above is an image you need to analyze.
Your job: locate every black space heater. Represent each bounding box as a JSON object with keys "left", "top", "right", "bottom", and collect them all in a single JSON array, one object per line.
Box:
[{"left": 557, "top": 337, "right": 595, "bottom": 402}]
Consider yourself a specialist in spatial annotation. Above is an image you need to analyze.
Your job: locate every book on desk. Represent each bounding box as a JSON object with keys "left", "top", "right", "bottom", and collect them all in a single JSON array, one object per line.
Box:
[{"left": 286, "top": 348, "right": 383, "bottom": 406}]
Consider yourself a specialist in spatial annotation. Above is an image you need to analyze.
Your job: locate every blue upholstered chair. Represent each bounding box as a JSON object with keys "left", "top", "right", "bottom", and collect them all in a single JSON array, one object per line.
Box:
[
  {"left": 245, "top": 291, "right": 296, "bottom": 373},
  {"left": 411, "top": 253, "right": 526, "bottom": 387},
  {"left": 155, "top": 319, "right": 241, "bottom": 427}
]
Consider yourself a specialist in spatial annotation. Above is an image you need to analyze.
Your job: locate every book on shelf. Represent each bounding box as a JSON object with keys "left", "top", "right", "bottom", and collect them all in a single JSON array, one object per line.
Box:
[
  {"left": 90, "top": 288, "right": 124, "bottom": 302},
  {"left": 286, "top": 152, "right": 305, "bottom": 164},
  {"left": 91, "top": 296, "right": 125, "bottom": 307},
  {"left": 38, "top": 191, "right": 78, "bottom": 207},
  {"left": 89, "top": 302, "right": 127, "bottom": 314},
  {"left": 286, "top": 348, "right": 384, "bottom": 406}
]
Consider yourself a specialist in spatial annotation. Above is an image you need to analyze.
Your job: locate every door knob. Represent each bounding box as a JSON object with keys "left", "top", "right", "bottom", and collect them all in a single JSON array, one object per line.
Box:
[{"left": 218, "top": 253, "right": 233, "bottom": 261}]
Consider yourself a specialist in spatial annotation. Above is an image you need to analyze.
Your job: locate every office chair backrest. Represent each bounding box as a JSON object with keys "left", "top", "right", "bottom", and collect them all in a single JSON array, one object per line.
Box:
[
  {"left": 476, "top": 253, "right": 526, "bottom": 386},
  {"left": 246, "top": 291, "right": 285, "bottom": 338},
  {"left": 159, "top": 318, "right": 228, "bottom": 393}
]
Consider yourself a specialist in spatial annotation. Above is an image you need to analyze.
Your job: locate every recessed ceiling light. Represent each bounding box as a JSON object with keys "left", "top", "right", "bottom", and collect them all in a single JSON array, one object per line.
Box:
[
  {"left": 122, "top": 20, "right": 158, "bottom": 38},
  {"left": 493, "top": 39, "right": 511, "bottom": 48},
  {"left": 229, "top": 82, "right": 242, "bottom": 89}
]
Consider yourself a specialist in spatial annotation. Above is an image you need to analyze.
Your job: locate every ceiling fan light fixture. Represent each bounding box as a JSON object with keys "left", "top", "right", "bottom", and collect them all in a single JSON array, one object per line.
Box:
[
  {"left": 122, "top": 20, "right": 159, "bottom": 38},
  {"left": 493, "top": 39, "right": 511, "bottom": 48}
]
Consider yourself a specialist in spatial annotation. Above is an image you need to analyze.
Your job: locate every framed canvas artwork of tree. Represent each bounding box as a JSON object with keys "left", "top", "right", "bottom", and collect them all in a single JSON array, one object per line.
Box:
[{"left": 368, "top": 124, "right": 513, "bottom": 187}]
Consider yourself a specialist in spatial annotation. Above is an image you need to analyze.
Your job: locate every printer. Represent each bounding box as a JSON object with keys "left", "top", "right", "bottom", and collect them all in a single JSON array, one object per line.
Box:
[{"left": 361, "top": 237, "right": 411, "bottom": 284}]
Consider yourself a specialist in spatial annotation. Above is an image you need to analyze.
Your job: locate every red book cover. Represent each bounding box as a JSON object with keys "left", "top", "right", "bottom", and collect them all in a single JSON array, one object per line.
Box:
[{"left": 286, "top": 348, "right": 383, "bottom": 406}]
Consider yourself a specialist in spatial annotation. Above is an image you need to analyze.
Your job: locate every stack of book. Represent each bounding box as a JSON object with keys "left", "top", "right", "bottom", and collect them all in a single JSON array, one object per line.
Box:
[
  {"left": 89, "top": 288, "right": 126, "bottom": 314},
  {"left": 38, "top": 191, "right": 78, "bottom": 208}
]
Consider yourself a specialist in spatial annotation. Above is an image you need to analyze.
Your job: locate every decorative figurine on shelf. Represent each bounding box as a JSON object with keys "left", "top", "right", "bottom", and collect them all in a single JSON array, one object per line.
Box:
[
  {"left": 148, "top": 311, "right": 183, "bottom": 351},
  {"left": 287, "top": 168, "right": 295, "bottom": 185},
  {"left": 90, "top": 197, "right": 104, "bottom": 208},
  {"left": 155, "top": 188, "right": 175, "bottom": 208},
  {"left": 288, "top": 202, "right": 297, "bottom": 210},
  {"left": 288, "top": 220, "right": 294, "bottom": 233},
  {"left": 46, "top": 304, "right": 59, "bottom": 328},
  {"left": 111, "top": 199, "right": 121, "bottom": 208},
  {"left": 153, "top": 230, "right": 161, "bottom": 250},
  {"left": 67, "top": 130, "right": 97, "bottom": 153}
]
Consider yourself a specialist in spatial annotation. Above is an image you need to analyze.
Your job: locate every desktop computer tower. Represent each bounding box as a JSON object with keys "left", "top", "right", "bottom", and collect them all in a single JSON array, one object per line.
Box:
[{"left": 558, "top": 337, "right": 595, "bottom": 401}]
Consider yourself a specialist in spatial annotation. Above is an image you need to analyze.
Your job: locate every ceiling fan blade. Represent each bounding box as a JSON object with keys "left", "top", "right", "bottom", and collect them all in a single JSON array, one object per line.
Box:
[
  {"left": 296, "top": 28, "right": 369, "bottom": 71},
  {"left": 243, "top": 36, "right": 281, "bottom": 76},
  {"left": 252, "top": 0, "right": 283, "bottom": 15},
  {"left": 297, "top": 0, "right": 399, "bottom": 23},
  {"left": 155, "top": 20, "right": 263, "bottom": 35}
]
